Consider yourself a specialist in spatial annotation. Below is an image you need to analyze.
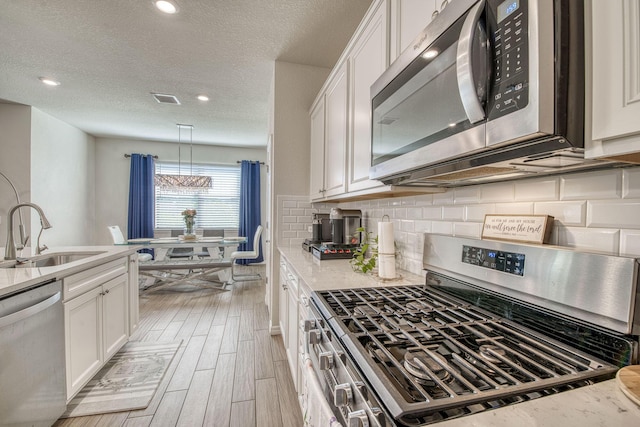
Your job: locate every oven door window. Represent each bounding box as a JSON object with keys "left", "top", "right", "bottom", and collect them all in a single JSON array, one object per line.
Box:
[{"left": 372, "top": 5, "right": 490, "bottom": 166}]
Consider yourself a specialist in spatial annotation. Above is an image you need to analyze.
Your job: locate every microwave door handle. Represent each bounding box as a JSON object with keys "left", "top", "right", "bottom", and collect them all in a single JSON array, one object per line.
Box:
[{"left": 456, "top": 0, "right": 486, "bottom": 124}]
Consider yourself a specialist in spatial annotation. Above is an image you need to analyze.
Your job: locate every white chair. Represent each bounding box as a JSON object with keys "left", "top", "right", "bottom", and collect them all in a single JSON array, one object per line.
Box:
[
  {"left": 108, "top": 225, "right": 152, "bottom": 262},
  {"left": 228, "top": 225, "right": 263, "bottom": 283}
]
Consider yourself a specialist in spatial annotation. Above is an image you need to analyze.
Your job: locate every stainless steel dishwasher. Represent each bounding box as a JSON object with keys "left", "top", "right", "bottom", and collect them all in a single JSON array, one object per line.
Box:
[{"left": 0, "top": 280, "right": 66, "bottom": 426}]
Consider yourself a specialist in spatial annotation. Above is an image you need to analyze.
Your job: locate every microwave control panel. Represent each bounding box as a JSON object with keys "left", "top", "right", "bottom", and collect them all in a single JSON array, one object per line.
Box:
[
  {"left": 462, "top": 245, "right": 525, "bottom": 276},
  {"left": 487, "top": 0, "right": 529, "bottom": 120}
]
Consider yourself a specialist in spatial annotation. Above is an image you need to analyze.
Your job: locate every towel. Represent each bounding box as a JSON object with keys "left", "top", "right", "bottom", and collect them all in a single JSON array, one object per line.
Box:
[{"left": 300, "top": 354, "right": 343, "bottom": 427}]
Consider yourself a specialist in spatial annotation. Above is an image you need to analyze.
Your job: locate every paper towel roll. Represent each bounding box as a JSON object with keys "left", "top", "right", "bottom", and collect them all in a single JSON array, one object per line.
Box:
[
  {"left": 378, "top": 221, "right": 395, "bottom": 254},
  {"left": 378, "top": 253, "right": 396, "bottom": 279}
]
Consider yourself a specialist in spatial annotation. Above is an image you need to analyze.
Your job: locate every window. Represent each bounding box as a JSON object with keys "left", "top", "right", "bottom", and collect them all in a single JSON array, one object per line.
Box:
[{"left": 155, "top": 162, "right": 240, "bottom": 229}]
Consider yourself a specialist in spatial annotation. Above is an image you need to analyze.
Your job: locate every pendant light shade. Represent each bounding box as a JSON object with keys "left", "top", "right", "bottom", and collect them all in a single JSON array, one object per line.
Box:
[{"left": 155, "top": 124, "right": 212, "bottom": 190}]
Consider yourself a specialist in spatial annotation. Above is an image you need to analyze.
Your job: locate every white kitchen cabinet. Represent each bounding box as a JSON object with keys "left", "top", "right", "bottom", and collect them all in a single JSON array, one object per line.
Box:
[
  {"left": 64, "top": 258, "right": 130, "bottom": 401},
  {"left": 389, "top": 0, "right": 438, "bottom": 61},
  {"left": 587, "top": 0, "right": 640, "bottom": 161},
  {"left": 310, "top": 97, "right": 326, "bottom": 200},
  {"left": 348, "top": 0, "right": 389, "bottom": 193},
  {"left": 324, "top": 61, "right": 349, "bottom": 199},
  {"left": 310, "top": 60, "right": 349, "bottom": 201},
  {"left": 277, "top": 258, "right": 300, "bottom": 389},
  {"left": 128, "top": 254, "right": 140, "bottom": 335}
]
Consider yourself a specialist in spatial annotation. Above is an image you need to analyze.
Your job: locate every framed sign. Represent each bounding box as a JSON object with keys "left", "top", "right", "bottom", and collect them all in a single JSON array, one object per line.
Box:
[{"left": 482, "top": 214, "right": 554, "bottom": 244}]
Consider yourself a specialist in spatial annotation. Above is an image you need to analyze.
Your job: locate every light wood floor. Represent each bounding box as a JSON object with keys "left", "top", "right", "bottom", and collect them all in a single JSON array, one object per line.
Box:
[{"left": 54, "top": 269, "right": 303, "bottom": 427}]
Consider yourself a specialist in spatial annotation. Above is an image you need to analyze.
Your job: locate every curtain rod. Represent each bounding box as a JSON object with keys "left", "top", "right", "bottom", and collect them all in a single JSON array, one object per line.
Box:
[
  {"left": 124, "top": 154, "right": 159, "bottom": 159},
  {"left": 236, "top": 160, "right": 265, "bottom": 165}
]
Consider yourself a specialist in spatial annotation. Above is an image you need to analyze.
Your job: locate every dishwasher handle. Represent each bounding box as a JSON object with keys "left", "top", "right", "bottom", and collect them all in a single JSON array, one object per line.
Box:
[{"left": 0, "top": 291, "right": 61, "bottom": 328}]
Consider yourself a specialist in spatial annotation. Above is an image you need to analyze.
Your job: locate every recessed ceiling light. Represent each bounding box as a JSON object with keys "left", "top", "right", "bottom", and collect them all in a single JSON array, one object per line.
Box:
[
  {"left": 197, "top": 95, "right": 209, "bottom": 101},
  {"left": 154, "top": 0, "right": 178, "bottom": 14},
  {"left": 39, "top": 77, "right": 60, "bottom": 86}
]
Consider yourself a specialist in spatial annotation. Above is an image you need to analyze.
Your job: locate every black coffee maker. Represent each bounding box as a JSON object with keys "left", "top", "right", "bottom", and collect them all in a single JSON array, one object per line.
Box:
[
  {"left": 302, "top": 212, "right": 331, "bottom": 252},
  {"left": 329, "top": 208, "right": 362, "bottom": 245}
]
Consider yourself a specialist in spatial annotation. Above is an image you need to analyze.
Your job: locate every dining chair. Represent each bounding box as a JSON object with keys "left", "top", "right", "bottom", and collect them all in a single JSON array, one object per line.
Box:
[
  {"left": 228, "top": 225, "right": 263, "bottom": 283},
  {"left": 107, "top": 225, "right": 152, "bottom": 262}
]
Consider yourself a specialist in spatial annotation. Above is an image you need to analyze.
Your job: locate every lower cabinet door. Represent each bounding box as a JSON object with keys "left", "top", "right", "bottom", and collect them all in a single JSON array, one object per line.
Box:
[
  {"left": 65, "top": 286, "right": 103, "bottom": 400},
  {"left": 102, "top": 274, "right": 129, "bottom": 360}
]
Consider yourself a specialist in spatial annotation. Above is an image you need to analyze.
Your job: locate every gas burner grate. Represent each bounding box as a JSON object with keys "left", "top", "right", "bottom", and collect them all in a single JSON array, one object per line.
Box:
[{"left": 314, "top": 284, "right": 621, "bottom": 418}]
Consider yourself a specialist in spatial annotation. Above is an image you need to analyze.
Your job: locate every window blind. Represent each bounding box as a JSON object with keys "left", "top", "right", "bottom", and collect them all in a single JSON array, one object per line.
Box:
[{"left": 155, "top": 162, "right": 240, "bottom": 229}]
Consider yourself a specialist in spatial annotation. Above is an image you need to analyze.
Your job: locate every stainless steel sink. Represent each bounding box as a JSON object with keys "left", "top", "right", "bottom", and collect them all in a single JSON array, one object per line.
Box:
[{"left": 0, "top": 251, "right": 106, "bottom": 268}]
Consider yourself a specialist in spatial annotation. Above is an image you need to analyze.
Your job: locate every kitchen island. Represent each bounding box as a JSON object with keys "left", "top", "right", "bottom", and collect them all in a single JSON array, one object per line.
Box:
[{"left": 279, "top": 246, "right": 640, "bottom": 426}]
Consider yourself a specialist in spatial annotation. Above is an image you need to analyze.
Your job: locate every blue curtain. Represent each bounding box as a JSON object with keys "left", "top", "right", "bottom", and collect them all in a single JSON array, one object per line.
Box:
[
  {"left": 238, "top": 160, "right": 263, "bottom": 264},
  {"left": 128, "top": 154, "right": 155, "bottom": 257}
]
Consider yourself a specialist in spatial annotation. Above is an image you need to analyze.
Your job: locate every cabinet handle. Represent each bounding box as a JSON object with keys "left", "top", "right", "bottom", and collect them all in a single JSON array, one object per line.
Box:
[{"left": 104, "top": 289, "right": 110, "bottom": 294}]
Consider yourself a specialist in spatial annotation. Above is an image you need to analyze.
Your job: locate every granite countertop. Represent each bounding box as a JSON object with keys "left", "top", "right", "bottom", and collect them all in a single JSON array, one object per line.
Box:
[
  {"left": 278, "top": 246, "right": 640, "bottom": 426},
  {"left": 0, "top": 245, "right": 139, "bottom": 297}
]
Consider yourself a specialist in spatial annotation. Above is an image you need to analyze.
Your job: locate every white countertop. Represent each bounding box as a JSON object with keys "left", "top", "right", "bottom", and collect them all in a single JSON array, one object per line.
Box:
[
  {"left": 0, "top": 245, "right": 139, "bottom": 297},
  {"left": 278, "top": 246, "right": 640, "bottom": 426}
]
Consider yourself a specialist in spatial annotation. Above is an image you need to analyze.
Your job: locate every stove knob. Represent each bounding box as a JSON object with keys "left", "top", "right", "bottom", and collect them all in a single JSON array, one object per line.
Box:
[
  {"left": 354, "top": 381, "right": 367, "bottom": 400},
  {"left": 303, "top": 319, "right": 316, "bottom": 332},
  {"left": 319, "top": 352, "right": 334, "bottom": 370},
  {"left": 347, "top": 409, "right": 370, "bottom": 427},
  {"left": 334, "top": 383, "right": 353, "bottom": 407},
  {"left": 308, "top": 329, "right": 321, "bottom": 345},
  {"left": 336, "top": 350, "right": 347, "bottom": 364},
  {"left": 371, "top": 408, "right": 386, "bottom": 426}
]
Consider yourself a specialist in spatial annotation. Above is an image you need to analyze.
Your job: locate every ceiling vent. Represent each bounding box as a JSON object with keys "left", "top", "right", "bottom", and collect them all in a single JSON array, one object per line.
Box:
[{"left": 151, "top": 93, "right": 180, "bottom": 105}]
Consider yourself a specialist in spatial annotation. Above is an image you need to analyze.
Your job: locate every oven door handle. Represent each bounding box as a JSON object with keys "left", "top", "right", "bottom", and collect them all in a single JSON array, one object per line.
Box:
[{"left": 456, "top": 0, "right": 486, "bottom": 124}]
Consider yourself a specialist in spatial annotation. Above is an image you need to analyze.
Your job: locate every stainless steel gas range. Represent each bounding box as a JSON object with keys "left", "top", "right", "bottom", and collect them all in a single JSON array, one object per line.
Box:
[{"left": 307, "top": 234, "right": 640, "bottom": 426}]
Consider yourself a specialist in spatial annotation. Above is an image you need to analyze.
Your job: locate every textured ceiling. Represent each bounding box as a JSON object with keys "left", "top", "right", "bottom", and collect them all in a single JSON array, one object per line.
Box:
[{"left": 0, "top": 0, "right": 373, "bottom": 147}]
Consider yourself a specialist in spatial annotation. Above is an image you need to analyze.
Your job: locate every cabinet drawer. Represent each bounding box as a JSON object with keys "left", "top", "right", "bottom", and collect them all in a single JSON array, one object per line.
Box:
[{"left": 63, "top": 258, "right": 128, "bottom": 301}]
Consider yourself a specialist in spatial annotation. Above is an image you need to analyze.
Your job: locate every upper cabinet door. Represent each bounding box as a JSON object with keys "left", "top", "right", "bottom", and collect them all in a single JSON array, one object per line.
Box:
[
  {"left": 309, "top": 97, "right": 326, "bottom": 201},
  {"left": 588, "top": 0, "right": 640, "bottom": 160},
  {"left": 323, "top": 61, "right": 349, "bottom": 198},
  {"left": 348, "top": 2, "right": 389, "bottom": 192},
  {"left": 389, "top": 0, "right": 438, "bottom": 61}
]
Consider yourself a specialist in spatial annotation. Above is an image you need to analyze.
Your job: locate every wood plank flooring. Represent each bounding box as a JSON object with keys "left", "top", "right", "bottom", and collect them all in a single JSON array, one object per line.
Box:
[{"left": 54, "top": 270, "right": 303, "bottom": 427}]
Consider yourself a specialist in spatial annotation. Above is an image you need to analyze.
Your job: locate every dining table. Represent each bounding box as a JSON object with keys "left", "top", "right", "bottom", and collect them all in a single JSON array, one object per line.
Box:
[{"left": 122, "top": 235, "right": 248, "bottom": 291}]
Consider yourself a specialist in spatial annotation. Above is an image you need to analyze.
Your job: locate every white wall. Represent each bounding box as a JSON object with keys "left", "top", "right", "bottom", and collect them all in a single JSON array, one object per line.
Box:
[
  {"left": 0, "top": 104, "right": 32, "bottom": 246},
  {"left": 94, "top": 137, "right": 267, "bottom": 245},
  {"left": 31, "top": 108, "right": 96, "bottom": 248}
]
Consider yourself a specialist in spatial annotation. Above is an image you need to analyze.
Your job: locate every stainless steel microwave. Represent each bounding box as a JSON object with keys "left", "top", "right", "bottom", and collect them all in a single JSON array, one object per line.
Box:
[{"left": 369, "top": 0, "right": 611, "bottom": 187}]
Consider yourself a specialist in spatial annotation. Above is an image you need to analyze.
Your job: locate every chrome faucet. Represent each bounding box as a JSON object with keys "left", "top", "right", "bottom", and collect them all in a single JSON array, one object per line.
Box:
[{"left": 4, "top": 202, "right": 52, "bottom": 260}]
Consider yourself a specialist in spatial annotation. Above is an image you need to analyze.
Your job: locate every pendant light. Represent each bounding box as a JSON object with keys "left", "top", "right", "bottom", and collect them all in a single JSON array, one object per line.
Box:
[{"left": 155, "top": 124, "right": 212, "bottom": 190}]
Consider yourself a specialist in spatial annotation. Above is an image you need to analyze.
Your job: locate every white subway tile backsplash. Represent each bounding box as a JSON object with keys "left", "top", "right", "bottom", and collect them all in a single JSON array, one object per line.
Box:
[
  {"left": 407, "top": 207, "right": 423, "bottom": 220},
  {"left": 290, "top": 208, "right": 305, "bottom": 216},
  {"left": 560, "top": 169, "right": 622, "bottom": 200},
  {"left": 282, "top": 231, "right": 298, "bottom": 238},
  {"left": 431, "top": 221, "right": 453, "bottom": 235},
  {"left": 623, "top": 167, "right": 640, "bottom": 199},
  {"left": 432, "top": 190, "right": 454, "bottom": 205},
  {"left": 442, "top": 206, "right": 464, "bottom": 221},
  {"left": 414, "top": 220, "right": 432, "bottom": 233},
  {"left": 481, "top": 182, "right": 515, "bottom": 202},
  {"left": 587, "top": 200, "right": 640, "bottom": 229},
  {"left": 533, "top": 201, "right": 586, "bottom": 226},
  {"left": 515, "top": 178, "right": 559, "bottom": 201},
  {"left": 453, "top": 222, "right": 482, "bottom": 238},
  {"left": 620, "top": 230, "right": 640, "bottom": 257},
  {"left": 400, "top": 220, "right": 415, "bottom": 232},
  {"left": 556, "top": 226, "right": 619, "bottom": 254},
  {"left": 394, "top": 207, "right": 407, "bottom": 219},
  {"left": 282, "top": 200, "right": 298, "bottom": 208},
  {"left": 454, "top": 186, "right": 481, "bottom": 204},
  {"left": 297, "top": 201, "right": 312, "bottom": 209},
  {"left": 423, "top": 206, "right": 443, "bottom": 220},
  {"left": 282, "top": 216, "right": 297, "bottom": 223},
  {"left": 413, "top": 194, "right": 434, "bottom": 206},
  {"left": 494, "top": 202, "right": 534, "bottom": 214},
  {"left": 465, "top": 204, "right": 496, "bottom": 222}
]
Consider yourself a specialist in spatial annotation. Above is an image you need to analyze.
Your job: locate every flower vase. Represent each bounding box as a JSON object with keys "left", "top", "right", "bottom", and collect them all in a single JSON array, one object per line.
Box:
[{"left": 183, "top": 221, "right": 196, "bottom": 241}]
